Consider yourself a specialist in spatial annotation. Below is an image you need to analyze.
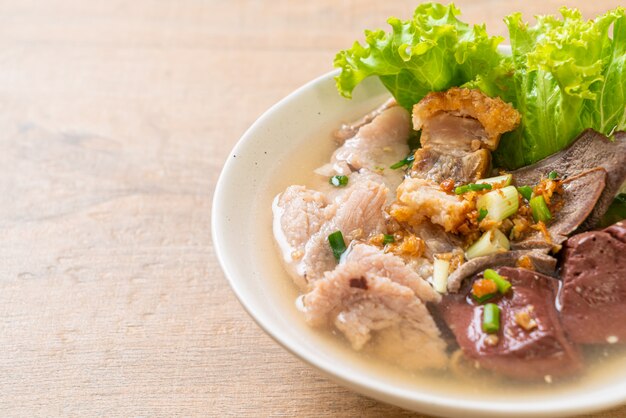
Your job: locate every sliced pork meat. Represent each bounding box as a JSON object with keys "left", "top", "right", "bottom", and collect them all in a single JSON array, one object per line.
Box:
[
  {"left": 344, "top": 243, "right": 440, "bottom": 303},
  {"left": 334, "top": 98, "right": 397, "bottom": 141},
  {"left": 412, "top": 148, "right": 490, "bottom": 185},
  {"left": 273, "top": 186, "right": 329, "bottom": 289},
  {"left": 274, "top": 186, "right": 328, "bottom": 253},
  {"left": 446, "top": 250, "right": 557, "bottom": 293},
  {"left": 410, "top": 88, "right": 520, "bottom": 183},
  {"left": 300, "top": 179, "right": 388, "bottom": 284},
  {"left": 393, "top": 178, "right": 472, "bottom": 232},
  {"left": 559, "top": 221, "right": 626, "bottom": 344},
  {"left": 511, "top": 129, "right": 626, "bottom": 231},
  {"left": 440, "top": 267, "right": 582, "bottom": 380},
  {"left": 303, "top": 260, "right": 447, "bottom": 369},
  {"left": 273, "top": 177, "right": 389, "bottom": 289},
  {"left": 325, "top": 105, "right": 410, "bottom": 177},
  {"left": 512, "top": 168, "right": 607, "bottom": 250}
]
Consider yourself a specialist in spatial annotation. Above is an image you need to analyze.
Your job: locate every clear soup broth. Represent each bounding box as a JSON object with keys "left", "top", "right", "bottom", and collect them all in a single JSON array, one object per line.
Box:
[{"left": 249, "top": 97, "right": 626, "bottom": 404}]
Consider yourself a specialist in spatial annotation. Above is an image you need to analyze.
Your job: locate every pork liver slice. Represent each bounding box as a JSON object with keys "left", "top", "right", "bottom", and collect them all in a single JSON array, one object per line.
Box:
[
  {"left": 512, "top": 129, "right": 626, "bottom": 231},
  {"left": 559, "top": 221, "right": 626, "bottom": 344},
  {"left": 440, "top": 267, "right": 582, "bottom": 380}
]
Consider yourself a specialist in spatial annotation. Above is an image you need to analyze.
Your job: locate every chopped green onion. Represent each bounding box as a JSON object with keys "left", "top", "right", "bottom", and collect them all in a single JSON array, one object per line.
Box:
[
  {"left": 548, "top": 171, "right": 559, "bottom": 180},
  {"left": 382, "top": 234, "right": 395, "bottom": 245},
  {"left": 390, "top": 153, "right": 415, "bottom": 169},
  {"left": 472, "top": 293, "right": 497, "bottom": 304},
  {"left": 465, "top": 229, "right": 510, "bottom": 260},
  {"left": 477, "top": 208, "right": 488, "bottom": 222},
  {"left": 328, "top": 230, "right": 347, "bottom": 261},
  {"left": 455, "top": 183, "right": 492, "bottom": 195},
  {"left": 484, "top": 269, "right": 512, "bottom": 294},
  {"left": 517, "top": 186, "right": 533, "bottom": 201},
  {"left": 329, "top": 175, "right": 349, "bottom": 187},
  {"left": 530, "top": 195, "right": 552, "bottom": 223},
  {"left": 432, "top": 257, "right": 450, "bottom": 294},
  {"left": 476, "top": 185, "right": 519, "bottom": 222},
  {"left": 482, "top": 303, "right": 501, "bottom": 334},
  {"left": 475, "top": 174, "right": 513, "bottom": 187}
]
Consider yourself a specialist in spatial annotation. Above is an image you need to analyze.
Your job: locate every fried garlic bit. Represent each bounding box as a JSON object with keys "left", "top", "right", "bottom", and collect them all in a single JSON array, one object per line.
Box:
[{"left": 515, "top": 307, "right": 538, "bottom": 331}]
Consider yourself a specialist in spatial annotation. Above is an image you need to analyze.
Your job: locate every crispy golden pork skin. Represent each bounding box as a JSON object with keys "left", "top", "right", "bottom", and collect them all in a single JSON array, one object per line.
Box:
[
  {"left": 410, "top": 88, "right": 520, "bottom": 183},
  {"left": 413, "top": 87, "right": 521, "bottom": 151},
  {"left": 392, "top": 88, "right": 520, "bottom": 232}
]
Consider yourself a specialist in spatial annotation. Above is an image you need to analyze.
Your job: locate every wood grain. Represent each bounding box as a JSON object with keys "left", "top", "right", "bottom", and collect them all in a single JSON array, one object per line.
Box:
[{"left": 0, "top": 0, "right": 624, "bottom": 416}]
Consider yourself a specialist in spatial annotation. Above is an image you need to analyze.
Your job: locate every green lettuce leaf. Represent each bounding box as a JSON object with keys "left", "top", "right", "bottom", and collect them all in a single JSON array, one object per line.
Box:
[
  {"left": 334, "top": 4, "right": 626, "bottom": 170},
  {"left": 493, "top": 7, "right": 626, "bottom": 168},
  {"left": 333, "top": 3, "right": 506, "bottom": 110}
]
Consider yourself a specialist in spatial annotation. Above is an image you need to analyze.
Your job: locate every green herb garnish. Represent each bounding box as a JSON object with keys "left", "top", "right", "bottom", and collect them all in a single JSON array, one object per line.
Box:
[
  {"left": 455, "top": 183, "right": 492, "bottom": 195},
  {"left": 390, "top": 153, "right": 415, "bottom": 170},
  {"left": 517, "top": 186, "right": 533, "bottom": 201},
  {"left": 382, "top": 234, "right": 395, "bottom": 245},
  {"left": 484, "top": 269, "right": 512, "bottom": 294},
  {"left": 328, "top": 230, "right": 347, "bottom": 261},
  {"left": 472, "top": 293, "right": 497, "bottom": 304},
  {"left": 482, "top": 303, "right": 501, "bottom": 334},
  {"left": 477, "top": 208, "right": 488, "bottom": 222},
  {"left": 329, "top": 175, "right": 349, "bottom": 187}
]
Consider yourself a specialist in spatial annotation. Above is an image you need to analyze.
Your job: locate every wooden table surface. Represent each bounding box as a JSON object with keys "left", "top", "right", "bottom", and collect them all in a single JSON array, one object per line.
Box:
[{"left": 1, "top": 0, "right": 624, "bottom": 416}]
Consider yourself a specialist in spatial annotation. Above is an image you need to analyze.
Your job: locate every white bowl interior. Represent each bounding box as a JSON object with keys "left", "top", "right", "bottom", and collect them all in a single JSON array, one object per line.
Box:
[{"left": 212, "top": 67, "right": 626, "bottom": 417}]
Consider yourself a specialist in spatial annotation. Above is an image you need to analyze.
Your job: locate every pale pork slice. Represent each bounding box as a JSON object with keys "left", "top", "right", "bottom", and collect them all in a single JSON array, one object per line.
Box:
[
  {"left": 275, "top": 185, "right": 328, "bottom": 253},
  {"left": 300, "top": 179, "right": 388, "bottom": 285},
  {"left": 330, "top": 105, "right": 411, "bottom": 174},
  {"left": 334, "top": 98, "right": 397, "bottom": 141},
  {"left": 316, "top": 105, "right": 410, "bottom": 199},
  {"left": 344, "top": 244, "right": 440, "bottom": 303},
  {"left": 275, "top": 104, "right": 411, "bottom": 288},
  {"left": 273, "top": 185, "right": 330, "bottom": 289},
  {"left": 303, "top": 262, "right": 448, "bottom": 369}
]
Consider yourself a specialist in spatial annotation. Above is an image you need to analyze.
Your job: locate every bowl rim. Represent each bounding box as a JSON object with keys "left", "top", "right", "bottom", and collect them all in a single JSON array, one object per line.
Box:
[{"left": 212, "top": 58, "right": 626, "bottom": 417}]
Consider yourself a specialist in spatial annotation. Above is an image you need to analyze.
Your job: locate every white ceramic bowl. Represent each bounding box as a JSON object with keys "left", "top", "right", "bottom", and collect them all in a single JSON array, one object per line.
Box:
[{"left": 212, "top": 63, "right": 626, "bottom": 417}]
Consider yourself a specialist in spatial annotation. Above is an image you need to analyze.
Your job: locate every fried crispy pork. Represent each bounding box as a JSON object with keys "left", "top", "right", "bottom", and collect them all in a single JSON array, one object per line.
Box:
[{"left": 410, "top": 88, "right": 520, "bottom": 183}]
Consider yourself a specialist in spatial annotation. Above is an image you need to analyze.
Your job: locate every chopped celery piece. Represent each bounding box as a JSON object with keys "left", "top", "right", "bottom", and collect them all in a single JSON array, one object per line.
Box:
[
  {"left": 465, "top": 229, "right": 510, "bottom": 260},
  {"left": 432, "top": 257, "right": 450, "bottom": 294},
  {"left": 530, "top": 195, "right": 552, "bottom": 223},
  {"left": 476, "top": 185, "right": 519, "bottom": 222},
  {"left": 476, "top": 174, "right": 512, "bottom": 188}
]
